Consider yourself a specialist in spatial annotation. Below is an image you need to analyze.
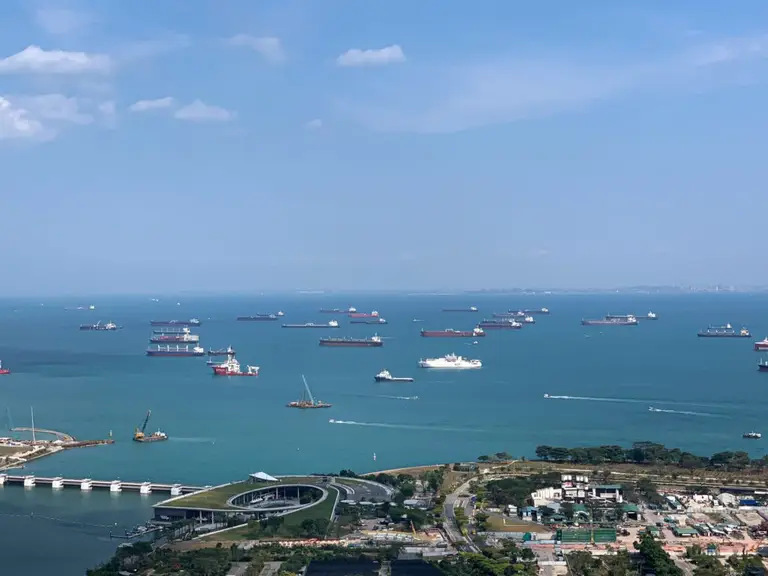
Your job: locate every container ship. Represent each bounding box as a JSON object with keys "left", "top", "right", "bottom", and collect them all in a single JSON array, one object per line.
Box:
[
  {"left": 133, "top": 410, "right": 168, "bottom": 443},
  {"left": 418, "top": 353, "right": 482, "bottom": 369},
  {"left": 754, "top": 338, "right": 768, "bottom": 351},
  {"left": 374, "top": 370, "right": 413, "bottom": 382},
  {"left": 697, "top": 324, "right": 750, "bottom": 338},
  {"left": 150, "top": 318, "right": 201, "bottom": 327},
  {"left": 348, "top": 310, "right": 379, "bottom": 318},
  {"left": 319, "top": 335, "right": 383, "bottom": 347},
  {"left": 212, "top": 356, "right": 259, "bottom": 376},
  {"left": 442, "top": 306, "right": 478, "bottom": 312},
  {"left": 421, "top": 327, "right": 485, "bottom": 338},
  {"left": 287, "top": 376, "right": 332, "bottom": 409},
  {"left": 0, "top": 360, "right": 9, "bottom": 375},
  {"left": 149, "top": 333, "right": 200, "bottom": 344},
  {"left": 581, "top": 316, "right": 638, "bottom": 326},
  {"left": 350, "top": 317, "right": 388, "bottom": 325},
  {"left": 153, "top": 327, "right": 192, "bottom": 335},
  {"left": 237, "top": 312, "right": 283, "bottom": 321},
  {"left": 320, "top": 307, "right": 356, "bottom": 314},
  {"left": 79, "top": 321, "right": 119, "bottom": 331},
  {"left": 478, "top": 319, "right": 522, "bottom": 329},
  {"left": 146, "top": 345, "right": 204, "bottom": 357},
  {"left": 282, "top": 320, "right": 339, "bottom": 328},
  {"left": 208, "top": 346, "right": 236, "bottom": 356}
]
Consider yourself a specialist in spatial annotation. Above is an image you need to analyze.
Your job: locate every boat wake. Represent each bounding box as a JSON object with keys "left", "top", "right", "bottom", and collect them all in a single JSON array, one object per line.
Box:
[
  {"left": 377, "top": 395, "right": 419, "bottom": 401},
  {"left": 543, "top": 394, "right": 724, "bottom": 410},
  {"left": 328, "top": 419, "right": 481, "bottom": 433},
  {"left": 648, "top": 407, "right": 722, "bottom": 418}
]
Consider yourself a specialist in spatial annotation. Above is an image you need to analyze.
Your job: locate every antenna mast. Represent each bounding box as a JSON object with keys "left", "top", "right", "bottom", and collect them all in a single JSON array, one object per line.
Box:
[{"left": 30, "top": 406, "right": 36, "bottom": 443}]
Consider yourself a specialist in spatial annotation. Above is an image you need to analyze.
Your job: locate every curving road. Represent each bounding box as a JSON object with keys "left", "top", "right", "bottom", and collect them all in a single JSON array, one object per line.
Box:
[{"left": 443, "top": 478, "right": 480, "bottom": 552}]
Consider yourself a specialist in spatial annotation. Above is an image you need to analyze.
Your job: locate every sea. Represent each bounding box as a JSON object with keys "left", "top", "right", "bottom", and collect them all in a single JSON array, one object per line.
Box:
[{"left": 1, "top": 292, "right": 767, "bottom": 574}]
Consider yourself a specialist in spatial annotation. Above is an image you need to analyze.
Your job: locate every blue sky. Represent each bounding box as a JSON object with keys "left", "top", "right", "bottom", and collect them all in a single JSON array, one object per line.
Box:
[{"left": 2, "top": 0, "right": 768, "bottom": 295}]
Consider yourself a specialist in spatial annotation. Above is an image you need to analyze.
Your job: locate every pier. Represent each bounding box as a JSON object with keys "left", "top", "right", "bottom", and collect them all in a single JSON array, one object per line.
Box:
[
  {"left": 0, "top": 473, "right": 204, "bottom": 495},
  {"left": 10, "top": 427, "right": 74, "bottom": 442}
]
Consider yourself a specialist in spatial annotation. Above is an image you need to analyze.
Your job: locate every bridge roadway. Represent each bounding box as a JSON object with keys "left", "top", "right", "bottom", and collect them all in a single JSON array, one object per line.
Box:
[
  {"left": 0, "top": 474, "right": 203, "bottom": 494},
  {"left": 10, "top": 427, "right": 75, "bottom": 442}
]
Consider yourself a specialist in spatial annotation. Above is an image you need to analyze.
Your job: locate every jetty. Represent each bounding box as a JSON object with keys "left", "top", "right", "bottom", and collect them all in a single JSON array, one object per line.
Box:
[
  {"left": 10, "top": 427, "right": 74, "bottom": 442},
  {"left": 0, "top": 473, "right": 204, "bottom": 495}
]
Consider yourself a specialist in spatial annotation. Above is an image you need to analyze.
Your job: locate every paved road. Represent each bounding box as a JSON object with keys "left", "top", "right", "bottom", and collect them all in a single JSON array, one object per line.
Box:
[
  {"left": 332, "top": 478, "right": 392, "bottom": 502},
  {"left": 443, "top": 478, "right": 480, "bottom": 552}
]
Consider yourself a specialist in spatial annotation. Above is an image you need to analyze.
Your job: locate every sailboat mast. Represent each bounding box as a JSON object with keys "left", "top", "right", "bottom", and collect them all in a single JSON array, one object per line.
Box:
[
  {"left": 30, "top": 406, "right": 36, "bottom": 443},
  {"left": 301, "top": 375, "right": 316, "bottom": 405}
]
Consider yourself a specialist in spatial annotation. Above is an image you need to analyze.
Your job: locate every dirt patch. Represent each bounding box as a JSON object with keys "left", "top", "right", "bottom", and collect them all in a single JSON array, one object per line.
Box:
[{"left": 485, "top": 514, "right": 552, "bottom": 534}]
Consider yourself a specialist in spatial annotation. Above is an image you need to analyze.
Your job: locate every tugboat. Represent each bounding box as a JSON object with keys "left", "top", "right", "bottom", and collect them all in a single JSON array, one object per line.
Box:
[
  {"left": 208, "top": 346, "right": 236, "bottom": 356},
  {"left": 374, "top": 370, "right": 414, "bottom": 382},
  {"left": 0, "top": 360, "right": 9, "bottom": 375},
  {"left": 133, "top": 410, "right": 168, "bottom": 443},
  {"left": 743, "top": 431, "right": 762, "bottom": 439},
  {"left": 421, "top": 327, "right": 485, "bottom": 338},
  {"left": 212, "top": 355, "right": 259, "bottom": 376},
  {"left": 150, "top": 318, "right": 201, "bottom": 327},
  {"left": 697, "top": 324, "right": 750, "bottom": 338},
  {"left": 286, "top": 375, "right": 332, "bottom": 409},
  {"left": 319, "top": 335, "right": 383, "bottom": 347},
  {"left": 79, "top": 321, "right": 120, "bottom": 331},
  {"left": 282, "top": 320, "right": 339, "bottom": 328}
]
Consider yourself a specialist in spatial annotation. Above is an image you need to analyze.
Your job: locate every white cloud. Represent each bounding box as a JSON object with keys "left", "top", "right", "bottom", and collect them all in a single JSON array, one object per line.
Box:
[
  {"left": 226, "top": 35, "right": 285, "bottom": 63},
  {"left": 129, "top": 97, "right": 175, "bottom": 112},
  {"left": 35, "top": 8, "right": 95, "bottom": 35},
  {"left": 174, "top": 100, "right": 234, "bottom": 122},
  {"left": 0, "top": 45, "right": 110, "bottom": 74},
  {"left": 0, "top": 97, "right": 47, "bottom": 140},
  {"left": 341, "top": 33, "right": 768, "bottom": 134},
  {"left": 305, "top": 118, "right": 322, "bottom": 129},
  {"left": 118, "top": 35, "right": 190, "bottom": 62},
  {"left": 336, "top": 45, "right": 406, "bottom": 67},
  {"left": 9, "top": 94, "right": 93, "bottom": 124}
]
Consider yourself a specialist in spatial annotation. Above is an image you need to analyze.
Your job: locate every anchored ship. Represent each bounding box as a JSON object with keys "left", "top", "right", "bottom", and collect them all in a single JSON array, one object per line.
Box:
[
  {"left": 524, "top": 308, "right": 550, "bottom": 315},
  {"left": 581, "top": 316, "right": 638, "bottom": 326},
  {"left": 150, "top": 318, "right": 201, "bottom": 327},
  {"left": 133, "top": 410, "right": 168, "bottom": 443},
  {"left": 79, "top": 321, "right": 119, "bottom": 331},
  {"left": 152, "top": 327, "right": 191, "bottom": 335},
  {"left": 146, "top": 345, "right": 204, "bottom": 357},
  {"left": 149, "top": 333, "right": 200, "bottom": 344},
  {"left": 287, "top": 375, "right": 331, "bottom": 409},
  {"left": 282, "top": 320, "right": 339, "bottom": 328},
  {"left": 419, "top": 353, "right": 482, "bottom": 369},
  {"left": 697, "top": 324, "right": 750, "bottom": 338},
  {"left": 212, "top": 355, "right": 259, "bottom": 376},
  {"left": 348, "top": 310, "right": 379, "bottom": 318},
  {"left": 208, "top": 346, "right": 236, "bottom": 356},
  {"left": 759, "top": 358, "right": 768, "bottom": 372},
  {"left": 320, "top": 307, "right": 356, "bottom": 314},
  {"left": 442, "top": 306, "right": 478, "bottom": 312},
  {"left": 605, "top": 312, "right": 658, "bottom": 321},
  {"left": 237, "top": 314, "right": 278, "bottom": 321},
  {"left": 744, "top": 431, "right": 762, "bottom": 439},
  {"left": 374, "top": 370, "right": 414, "bottom": 382},
  {"left": 319, "top": 335, "right": 383, "bottom": 347},
  {"left": 478, "top": 319, "right": 522, "bottom": 329},
  {"left": 0, "top": 360, "right": 9, "bottom": 375},
  {"left": 493, "top": 311, "right": 523, "bottom": 318},
  {"left": 350, "top": 317, "right": 388, "bottom": 325},
  {"left": 421, "top": 327, "right": 485, "bottom": 338},
  {"left": 755, "top": 338, "right": 768, "bottom": 351}
]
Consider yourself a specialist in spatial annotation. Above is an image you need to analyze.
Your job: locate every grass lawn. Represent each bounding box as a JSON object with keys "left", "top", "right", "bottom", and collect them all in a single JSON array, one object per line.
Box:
[
  {"left": 162, "top": 477, "right": 325, "bottom": 510},
  {"left": 0, "top": 446, "right": 27, "bottom": 457},
  {"left": 485, "top": 515, "right": 552, "bottom": 534}
]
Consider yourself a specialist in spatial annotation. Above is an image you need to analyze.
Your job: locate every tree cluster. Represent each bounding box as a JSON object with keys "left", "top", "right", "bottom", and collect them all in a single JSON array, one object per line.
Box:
[
  {"left": 436, "top": 541, "right": 536, "bottom": 576},
  {"left": 635, "top": 532, "right": 683, "bottom": 576},
  {"left": 483, "top": 473, "right": 561, "bottom": 508}
]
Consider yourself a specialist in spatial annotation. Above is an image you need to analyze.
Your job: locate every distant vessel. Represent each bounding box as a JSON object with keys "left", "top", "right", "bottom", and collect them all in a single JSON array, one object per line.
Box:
[
  {"left": 320, "top": 307, "right": 356, "bottom": 314},
  {"left": 755, "top": 338, "right": 768, "bottom": 351},
  {"left": 212, "top": 355, "right": 259, "bottom": 376},
  {"left": 282, "top": 320, "right": 339, "bottom": 328},
  {"left": 319, "top": 335, "right": 383, "bottom": 347},
  {"left": 208, "top": 346, "right": 236, "bottom": 357},
  {"left": 478, "top": 319, "right": 522, "bottom": 329},
  {"left": 543, "top": 393, "right": 550, "bottom": 398},
  {"left": 350, "top": 317, "right": 388, "bottom": 325},
  {"left": 150, "top": 318, "right": 201, "bottom": 327},
  {"left": 418, "top": 353, "right": 482, "bottom": 369},
  {"left": 287, "top": 375, "right": 331, "bottom": 409},
  {"left": 522, "top": 316, "right": 535, "bottom": 324},
  {"left": 581, "top": 316, "right": 638, "bottom": 326},
  {"left": 79, "top": 321, "right": 119, "bottom": 331},
  {"left": 442, "top": 306, "right": 478, "bottom": 312},
  {"left": 605, "top": 312, "right": 658, "bottom": 321},
  {"left": 697, "top": 324, "right": 750, "bottom": 338},
  {"left": 374, "top": 370, "right": 414, "bottom": 382},
  {"left": 524, "top": 308, "right": 550, "bottom": 315},
  {"left": 493, "top": 312, "right": 522, "bottom": 318},
  {"left": 349, "top": 310, "right": 379, "bottom": 318},
  {"left": 133, "top": 410, "right": 168, "bottom": 443},
  {"left": 421, "top": 327, "right": 485, "bottom": 338},
  {"left": 759, "top": 358, "right": 768, "bottom": 372},
  {"left": 146, "top": 345, "right": 204, "bottom": 357},
  {"left": 0, "top": 361, "right": 9, "bottom": 375},
  {"left": 744, "top": 431, "right": 762, "bottom": 439},
  {"left": 152, "top": 327, "right": 191, "bottom": 335},
  {"left": 149, "top": 332, "right": 199, "bottom": 344},
  {"left": 237, "top": 314, "right": 278, "bottom": 321}
]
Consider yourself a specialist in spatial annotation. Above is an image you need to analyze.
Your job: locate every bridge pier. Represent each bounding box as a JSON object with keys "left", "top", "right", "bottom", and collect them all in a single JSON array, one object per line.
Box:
[
  {"left": 80, "top": 478, "right": 92, "bottom": 491},
  {"left": 140, "top": 482, "right": 152, "bottom": 494},
  {"left": 52, "top": 477, "right": 64, "bottom": 489},
  {"left": 171, "top": 484, "right": 183, "bottom": 496},
  {"left": 0, "top": 473, "right": 7, "bottom": 485},
  {"left": 110, "top": 480, "right": 122, "bottom": 493},
  {"left": 23, "top": 475, "right": 35, "bottom": 487}
]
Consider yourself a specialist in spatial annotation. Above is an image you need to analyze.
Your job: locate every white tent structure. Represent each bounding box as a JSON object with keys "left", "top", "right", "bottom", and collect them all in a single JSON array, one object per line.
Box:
[{"left": 248, "top": 471, "right": 278, "bottom": 482}]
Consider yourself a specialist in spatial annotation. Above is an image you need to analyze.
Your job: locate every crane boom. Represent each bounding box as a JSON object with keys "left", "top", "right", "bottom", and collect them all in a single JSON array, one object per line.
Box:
[
  {"left": 141, "top": 410, "right": 151, "bottom": 434},
  {"left": 301, "top": 375, "right": 316, "bottom": 405}
]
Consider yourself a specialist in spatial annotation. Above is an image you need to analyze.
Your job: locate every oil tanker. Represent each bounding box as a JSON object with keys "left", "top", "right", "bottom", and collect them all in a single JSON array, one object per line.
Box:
[
  {"left": 581, "top": 316, "right": 638, "bottom": 326},
  {"left": 350, "top": 318, "right": 388, "bottom": 325},
  {"left": 697, "top": 324, "right": 750, "bottom": 338},
  {"left": 237, "top": 312, "right": 284, "bottom": 321},
  {"left": 421, "top": 327, "right": 485, "bottom": 338}
]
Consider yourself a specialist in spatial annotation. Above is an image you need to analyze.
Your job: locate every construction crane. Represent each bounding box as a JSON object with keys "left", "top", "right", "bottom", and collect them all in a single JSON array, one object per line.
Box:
[{"left": 133, "top": 410, "right": 151, "bottom": 441}]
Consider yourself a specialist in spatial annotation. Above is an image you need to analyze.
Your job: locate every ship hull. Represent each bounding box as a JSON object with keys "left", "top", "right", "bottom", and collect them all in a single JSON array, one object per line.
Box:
[
  {"left": 79, "top": 327, "right": 118, "bottom": 331},
  {"left": 149, "top": 337, "right": 199, "bottom": 344},
  {"left": 581, "top": 321, "right": 637, "bottom": 326},
  {"left": 146, "top": 351, "right": 203, "bottom": 357},
  {"left": 212, "top": 370, "right": 259, "bottom": 376},
  {"left": 208, "top": 351, "right": 235, "bottom": 356},
  {"left": 478, "top": 324, "right": 521, "bottom": 329},
  {"left": 755, "top": 344, "right": 768, "bottom": 351},
  {"left": 0, "top": 370, "right": 10, "bottom": 375},
  {"left": 350, "top": 320, "right": 387, "bottom": 325},
  {"left": 759, "top": 365, "right": 768, "bottom": 372},
  {"left": 524, "top": 310, "right": 549, "bottom": 315},
  {"left": 421, "top": 331, "right": 484, "bottom": 337},
  {"left": 237, "top": 317, "right": 277, "bottom": 321},
  {"left": 319, "top": 341, "right": 383, "bottom": 347},
  {"left": 282, "top": 324, "right": 336, "bottom": 328},
  {"left": 375, "top": 376, "right": 413, "bottom": 382},
  {"left": 133, "top": 437, "right": 168, "bottom": 443},
  {"left": 348, "top": 314, "right": 376, "bottom": 318},
  {"left": 150, "top": 321, "right": 201, "bottom": 327},
  {"left": 697, "top": 333, "right": 749, "bottom": 338}
]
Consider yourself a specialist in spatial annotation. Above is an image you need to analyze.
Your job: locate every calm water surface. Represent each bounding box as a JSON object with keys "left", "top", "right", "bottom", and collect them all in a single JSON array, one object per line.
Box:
[{"left": 1, "top": 293, "right": 767, "bottom": 573}]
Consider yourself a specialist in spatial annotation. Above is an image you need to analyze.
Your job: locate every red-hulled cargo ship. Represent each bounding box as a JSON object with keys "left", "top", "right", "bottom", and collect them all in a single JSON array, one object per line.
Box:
[
  {"left": 348, "top": 310, "right": 379, "bottom": 318},
  {"left": 319, "top": 335, "right": 383, "bottom": 347},
  {"left": 212, "top": 356, "right": 259, "bottom": 376},
  {"left": 421, "top": 327, "right": 485, "bottom": 338},
  {"left": 0, "top": 360, "right": 9, "bottom": 375},
  {"left": 755, "top": 338, "right": 768, "bottom": 351}
]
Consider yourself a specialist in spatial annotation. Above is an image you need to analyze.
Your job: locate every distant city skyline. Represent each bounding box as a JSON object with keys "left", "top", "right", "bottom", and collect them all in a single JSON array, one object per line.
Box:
[{"left": 1, "top": 0, "right": 767, "bottom": 295}]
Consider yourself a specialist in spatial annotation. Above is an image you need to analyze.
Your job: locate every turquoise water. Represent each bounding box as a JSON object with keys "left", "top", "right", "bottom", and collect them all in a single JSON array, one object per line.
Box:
[{"left": 2, "top": 293, "right": 768, "bottom": 573}]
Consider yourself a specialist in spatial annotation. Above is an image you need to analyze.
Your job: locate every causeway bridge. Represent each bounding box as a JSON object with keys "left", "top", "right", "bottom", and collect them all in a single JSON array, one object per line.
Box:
[{"left": 0, "top": 473, "right": 204, "bottom": 495}]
